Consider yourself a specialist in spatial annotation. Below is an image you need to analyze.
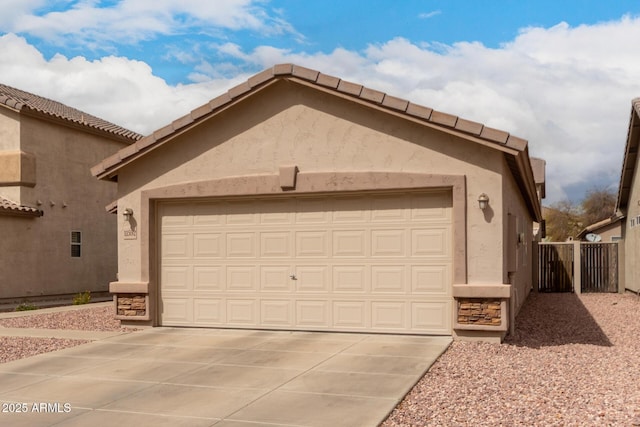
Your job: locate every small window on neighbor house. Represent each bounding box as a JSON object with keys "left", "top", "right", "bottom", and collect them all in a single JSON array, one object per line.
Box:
[
  {"left": 631, "top": 219, "right": 636, "bottom": 228},
  {"left": 71, "top": 231, "right": 81, "bottom": 257},
  {"left": 611, "top": 236, "right": 622, "bottom": 242}
]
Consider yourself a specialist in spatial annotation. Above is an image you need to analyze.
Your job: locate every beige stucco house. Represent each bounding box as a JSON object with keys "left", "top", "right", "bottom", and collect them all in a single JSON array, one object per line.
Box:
[
  {"left": 93, "top": 64, "right": 544, "bottom": 341},
  {"left": 0, "top": 84, "right": 141, "bottom": 303},
  {"left": 615, "top": 98, "right": 640, "bottom": 294}
]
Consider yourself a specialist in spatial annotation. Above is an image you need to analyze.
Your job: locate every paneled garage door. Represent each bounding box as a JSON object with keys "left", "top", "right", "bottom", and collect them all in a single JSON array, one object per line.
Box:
[{"left": 158, "top": 190, "right": 453, "bottom": 334}]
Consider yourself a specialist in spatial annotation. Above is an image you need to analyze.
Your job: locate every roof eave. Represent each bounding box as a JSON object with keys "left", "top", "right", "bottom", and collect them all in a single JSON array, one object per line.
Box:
[
  {"left": 507, "top": 147, "right": 543, "bottom": 222},
  {"left": 615, "top": 98, "right": 640, "bottom": 213},
  {"left": 0, "top": 207, "right": 43, "bottom": 218}
]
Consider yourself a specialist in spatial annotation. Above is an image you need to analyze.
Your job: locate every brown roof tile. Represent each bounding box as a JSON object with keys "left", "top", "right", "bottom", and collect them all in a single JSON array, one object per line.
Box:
[
  {"left": 337, "top": 80, "right": 363, "bottom": 96},
  {"left": 316, "top": 73, "right": 341, "bottom": 89},
  {"left": 406, "top": 103, "right": 433, "bottom": 120},
  {"left": 480, "top": 126, "right": 510, "bottom": 144},
  {"left": 209, "top": 93, "right": 233, "bottom": 110},
  {"left": 0, "top": 196, "right": 43, "bottom": 217},
  {"left": 248, "top": 69, "right": 274, "bottom": 88},
  {"left": 381, "top": 95, "right": 409, "bottom": 112},
  {"left": 0, "top": 83, "right": 142, "bottom": 142},
  {"left": 292, "top": 65, "right": 319, "bottom": 82},
  {"left": 273, "top": 63, "right": 293, "bottom": 75},
  {"left": 360, "top": 87, "right": 385, "bottom": 104},
  {"left": 455, "top": 118, "right": 483, "bottom": 135},
  {"left": 430, "top": 110, "right": 458, "bottom": 127},
  {"left": 227, "top": 81, "right": 252, "bottom": 99}
]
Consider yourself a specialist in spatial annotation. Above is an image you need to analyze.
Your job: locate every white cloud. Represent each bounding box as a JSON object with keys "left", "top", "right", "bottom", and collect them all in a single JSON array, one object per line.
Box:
[
  {"left": 0, "top": 0, "right": 301, "bottom": 47},
  {"left": 2, "top": 14, "right": 640, "bottom": 204},
  {"left": 418, "top": 10, "right": 441, "bottom": 19},
  {"left": 0, "top": 33, "right": 228, "bottom": 134},
  {"left": 0, "top": 0, "right": 46, "bottom": 29}
]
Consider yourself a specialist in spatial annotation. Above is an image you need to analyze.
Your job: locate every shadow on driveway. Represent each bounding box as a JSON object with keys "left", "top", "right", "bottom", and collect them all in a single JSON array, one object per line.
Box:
[{"left": 504, "top": 292, "right": 612, "bottom": 348}]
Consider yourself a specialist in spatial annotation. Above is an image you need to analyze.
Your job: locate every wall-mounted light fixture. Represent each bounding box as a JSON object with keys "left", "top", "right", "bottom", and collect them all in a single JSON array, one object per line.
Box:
[
  {"left": 123, "top": 208, "right": 134, "bottom": 221},
  {"left": 478, "top": 193, "right": 490, "bottom": 210}
]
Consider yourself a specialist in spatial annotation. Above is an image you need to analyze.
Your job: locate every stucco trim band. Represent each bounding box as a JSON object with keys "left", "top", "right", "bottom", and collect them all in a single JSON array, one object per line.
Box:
[
  {"left": 452, "top": 284, "right": 511, "bottom": 298},
  {"left": 109, "top": 281, "right": 149, "bottom": 294}
]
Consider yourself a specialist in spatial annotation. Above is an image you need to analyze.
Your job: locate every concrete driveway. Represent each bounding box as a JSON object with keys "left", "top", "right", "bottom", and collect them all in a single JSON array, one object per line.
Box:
[{"left": 0, "top": 328, "right": 451, "bottom": 427}]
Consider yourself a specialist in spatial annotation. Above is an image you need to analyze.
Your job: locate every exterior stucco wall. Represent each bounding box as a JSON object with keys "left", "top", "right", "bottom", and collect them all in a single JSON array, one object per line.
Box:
[
  {"left": 0, "top": 109, "right": 20, "bottom": 151},
  {"left": 501, "top": 158, "right": 535, "bottom": 316},
  {"left": 0, "top": 114, "right": 127, "bottom": 299},
  {"left": 623, "top": 161, "right": 640, "bottom": 293},
  {"left": 115, "top": 81, "right": 507, "bottom": 292}
]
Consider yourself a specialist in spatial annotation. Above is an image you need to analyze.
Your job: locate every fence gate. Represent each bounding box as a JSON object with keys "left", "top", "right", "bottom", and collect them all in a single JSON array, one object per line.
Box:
[
  {"left": 580, "top": 243, "right": 618, "bottom": 292},
  {"left": 537, "top": 242, "right": 618, "bottom": 293},
  {"left": 538, "top": 243, "right": 574, "bottom": 292}
]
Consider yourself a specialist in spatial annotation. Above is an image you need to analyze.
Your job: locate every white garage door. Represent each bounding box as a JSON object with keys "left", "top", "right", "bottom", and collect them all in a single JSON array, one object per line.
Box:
[{"left": 158, "top": 190, "right": 453, "bottom": 334}]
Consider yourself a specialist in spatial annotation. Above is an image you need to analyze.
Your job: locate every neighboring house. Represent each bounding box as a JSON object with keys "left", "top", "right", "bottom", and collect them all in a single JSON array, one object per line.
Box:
[
  {"left": 93, "top": 64, "right": 544, "bottom": 342},
  {"left": 615, "top": 97, "right": 640, "bottom": 294},
  {"left": 576, "top": 216, "right": 623, "bottom": 242},
  {"left": 0, "top": 84, "right": 142, "bottom": 302}
]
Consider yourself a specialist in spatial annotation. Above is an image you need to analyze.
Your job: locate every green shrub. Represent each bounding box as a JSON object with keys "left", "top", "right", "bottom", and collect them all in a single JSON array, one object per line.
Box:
[
  {"left": 73, "top": 291, "right": 91, "bottom": 305},
  {"left": 15, "top": 302, "right": 37, "bottom": 311}
]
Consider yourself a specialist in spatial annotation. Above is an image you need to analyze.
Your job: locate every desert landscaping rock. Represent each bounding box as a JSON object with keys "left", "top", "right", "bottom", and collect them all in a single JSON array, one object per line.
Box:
[
  {"left": 0, "top": 305, "right": 129, "bottom": 365},
  {"left": 0, "top": 305, "right": 128, "bottom": 331},
  {"left": 0, "top": 337, "right": 89, "bottom": 364},
  {"left": 382, "top": 292, "right": 640, "bottom": 426}
]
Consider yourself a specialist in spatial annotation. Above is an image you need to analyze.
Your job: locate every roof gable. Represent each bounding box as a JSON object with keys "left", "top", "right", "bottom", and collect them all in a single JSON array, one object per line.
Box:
[
  {"left": 0, "top": 83, "right": 142, "bottom": 142},
  {"left": 91, "top": 63, "right": 542, "bottom": 221}
]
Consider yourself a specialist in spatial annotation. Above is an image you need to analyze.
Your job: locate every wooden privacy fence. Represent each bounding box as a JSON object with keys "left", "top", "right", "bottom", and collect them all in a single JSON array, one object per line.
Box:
[
  {"left": 580, "top": 243, "right": 618, "bottom": 293},
  {"left": 538, "top": 243, "right": 574, "bottom": 292},
  {"left": 537, "top": 242, "right": 618, "bottom": 293}
]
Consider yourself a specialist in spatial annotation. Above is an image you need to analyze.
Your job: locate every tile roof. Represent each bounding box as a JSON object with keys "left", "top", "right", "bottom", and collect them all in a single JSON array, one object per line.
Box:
[
  {"left": 0, "top": 196, "right": 43, "bottom": 217},
  {"left": 0, "top": 83, "right": 143, "bottom": 142},
  {"left": 92, "top": 63, "right": 541, "bottom": 220}
]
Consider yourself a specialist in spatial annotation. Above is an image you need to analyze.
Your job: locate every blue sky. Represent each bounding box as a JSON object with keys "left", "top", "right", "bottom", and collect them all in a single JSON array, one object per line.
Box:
[{"left": 2, "top": 0, "right": 640, "bottom": 204}]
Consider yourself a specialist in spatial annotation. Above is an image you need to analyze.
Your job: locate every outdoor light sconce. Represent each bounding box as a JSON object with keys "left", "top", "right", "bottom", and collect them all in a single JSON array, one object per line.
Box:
[
  {"left": 122, "top": 208, "right": 134, "bottom": 221},
  {"left": 478, "top": 193, "right": 490, "bottom": 210}
]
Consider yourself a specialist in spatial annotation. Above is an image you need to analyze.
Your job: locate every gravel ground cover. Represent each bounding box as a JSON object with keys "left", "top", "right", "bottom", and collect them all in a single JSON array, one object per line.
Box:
[
  {"left": 383, "top": 292, "right": 640, "bottom": 426},
  {"left": 0, "top": 305, "right": 125, "bottom": 331},
  {"left": 0, "top": 305, "right": 129, "bottom": 365},
  {"left": 0, "top": 337, "right": 89, "bottom": 364}
]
